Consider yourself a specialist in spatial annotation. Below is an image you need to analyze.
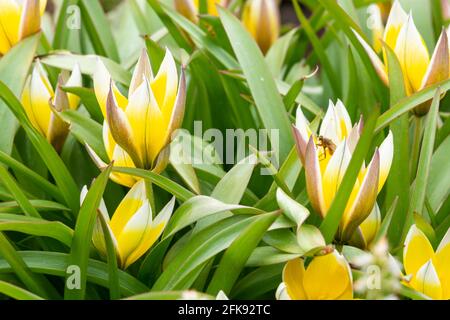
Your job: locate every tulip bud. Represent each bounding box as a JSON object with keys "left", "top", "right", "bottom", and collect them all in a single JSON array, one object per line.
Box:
[
  {"left": 174, "top": 0, "right": 228, "bottom": 23},
  {"left": 277, "top": 251, "right": 353, "bottom": 300},
  {"left": 242, "top": 0, "right": 280, "bottom": 54},
  {"left": 0, "top": 0, "right": 47, "bottom": 56},
  {"left": 82, "top": 180, "right": 175, "bottom": 269},
  {"left": 92, "top": 48, "right": 186, "bottom": 187},
  {"left": 21, "top": 61, "right": 81, "bottom": 151}
]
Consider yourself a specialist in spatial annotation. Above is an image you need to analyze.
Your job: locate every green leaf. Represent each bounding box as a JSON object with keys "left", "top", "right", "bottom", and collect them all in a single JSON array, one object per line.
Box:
[
  {"left": 0, "top": 165, "right": 41, "bottom": 218},
  {"left": 0, "top": 214, "right": 73, "bottom": 247},
  {"left": 383, "top": 44, "right": 411, "bottom": 246},
  {"left": 265, "top": 28, "right": 298, "bottom": 78},
  {"left": 207, "top": 212, "right": 278, "bottom": 295},
  {"left": 59, "top": 109, "right": 108, "bottom": 161},
  {"left": 163, "top": 195, "right": 263, "bottom": 239},
  {"left": 320, "top": 107, "right": 379, "bottom": 243},
  {"left": 0, "top": 34, "right": 40, "bottom": 155},
  {"left": 0, "top": 251, "right": 148, "bottom": 296},
  {"left": 153, "top": 215, "right": 255, "bottom": 290},
  {"left": 64, "top": 165, "right": 112, "bottom": 299},
  {"left": 0, "top": 200, "right": 69, "bottom": 213},
  {"left": 112, "top": 167, "right": 195, "bottom": 202},
  {"left": 231, "top": 264, "right": 283, "bottom": 299},
  {"left": 62, "top": 87, "right": 103, "bottom": 122},
  {"left": 246, "top": 246, "right": 301, "bottom": 267},
  {"left": 276, "top": 188, "right": 309, "bottom": 227},
  {"left": 78, "top": 0, "right": 120, "bottom": 61},
  {"left": 0, "top": 81, "right": 80, "bottom": 214},
  {"left": 0, "top": 233, "right": 58, "bottom": 299},
  {"left": 403, "top": 90, "right": 441, "bottom": 240},
  {"left": 125, "top": 290, "right": 214, "bottom": 300},
  {"left": 0, "top": 280, "right": 44, "bottom": 300},
  {"left": 40, "top": 52, "right": 131, "bottom": 86},
  {"left": 428, "top": 134, "right": 450, "bottom": 213},
  {"left": 0, "top": 151, "right": 64, "bottom": 204},
  {"left": 219, "top": 8, "right": 294, "bottom": 162}
]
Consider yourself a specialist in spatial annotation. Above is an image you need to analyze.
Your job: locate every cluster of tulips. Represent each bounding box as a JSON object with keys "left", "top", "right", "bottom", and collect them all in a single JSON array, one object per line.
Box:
[{"left": 0, "top": 0, "right": 449, "bottom": 300}]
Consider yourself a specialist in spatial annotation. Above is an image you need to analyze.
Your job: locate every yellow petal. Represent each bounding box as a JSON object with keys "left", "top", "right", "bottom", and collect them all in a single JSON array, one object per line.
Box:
[
  {"left": 319, "top": 100, "right": 351, "bottom": 145},
  {"left": 0, "top": 0, "right": 21, "bottom": 51},
  {"left": 359, "top": 204, "right": 381, "bottom": 246},
  {"left": 403, "top": 224, "right": 435, "bottom": 276},
  {"left": 303, "top": 251, "right": 353, "bottom": 300},
  {"left": 174, "top": 0, "right": 198, "bottom": 22},
  {"left": 93, "top": 59, "right": 127, "bottom": 116},
  {"left": 377, "top": 131, "right": 394, "bottom": 193},
  {"left": 18, "top": 0, "right": 41, "bottom": 40},
  {"left": 282, "top": 258, "right": 308, "bottom": 300},
  {"left": 116, "top": 199, "right": 152, "bottom": 269},
  {"left": 383, "top": 0, "right": 408, "bottom": 51},
  {"left": 410, "top": 260, "right": 442, "bottom": 300},
  {"left": 394, "top": 14, "right": 430, "bottom": 93},
  {"left": 110, "top": 180, "right": 146, "bottom": 237},
  {"left": 435, "top": 228, "right": 450, "bottom": 299},
  {"left": 129, "top": 49, "right": 153, "bottom": 96},
  {"left": 65, "top": 63, "right": 82, "bottom": 110}
]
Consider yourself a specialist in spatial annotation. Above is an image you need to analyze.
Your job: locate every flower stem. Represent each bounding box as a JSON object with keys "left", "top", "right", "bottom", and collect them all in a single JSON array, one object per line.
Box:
[
  {"left": 145, "top": 180, "right": 156, "bottom": 216},
  {"left": 410, "top": 117, "right": 423, "bottom": 181}
]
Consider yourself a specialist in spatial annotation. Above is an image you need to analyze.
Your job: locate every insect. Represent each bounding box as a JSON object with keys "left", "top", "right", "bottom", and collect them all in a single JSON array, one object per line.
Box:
[{"left": 317, "top": 136, "right": 336, "bottom": 160}]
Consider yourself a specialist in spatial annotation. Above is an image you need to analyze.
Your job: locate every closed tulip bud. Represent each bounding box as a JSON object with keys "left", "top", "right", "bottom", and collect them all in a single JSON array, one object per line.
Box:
[
  {"left": 21, "top": 61, "right": 81, "bottom": 151},
  {"left": 276, "top": 250, "right": 353, "bottom": 300},
  {"left": 242, "top": 0, "right": 280, "bottom": 54},
  {"left": 403, "top": 225, "right": 450, "bottom": 300},
  {"left": 293, "top": 101, "right": 394, "bottom": 242},
  {"left": 81, "top": 180, "right": 175, "bottom": 269},
  {"left": 174, "top": 0, "right": 228, "bottom": 23},
  {"left": 355, "top": 0, "right": 450, "bottom": 116},
  {"left": 0, "top": 0, "right": 46, "bottom": 56},
  {"left": 91, "top": 48, "right": 186, "bottom": 187}
]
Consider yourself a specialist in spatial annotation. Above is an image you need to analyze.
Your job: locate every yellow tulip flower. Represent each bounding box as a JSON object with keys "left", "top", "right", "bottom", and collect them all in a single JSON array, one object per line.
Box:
[
  {"left": 293, "top": 101, "right": 394, "bottom": 242},
  {"left": 276, "top": 250, "right": 353, "bottom": 300},
  {"left": 81, "top": 180, "right": 175, "bottom": 269},
  {"left": 356, "top": 0, "right": 450, "bottom": 116},
  {"left": 350, "top": 204, "right": 381, "bottom": 249},
  {"left": 241, "top": 0, "right": 280, "bottom": 54},
  {"left": 21, "top": 61, "right": 81, "bottom": 151},
  {"left": 0, "top": 0, "right": 46, "bottom": 55},
  {"left": 403, "top": 224, "right": 450, "bottom": 300},
  {"left": 91, "top": 49, "right": 186, "bottom": 187},
  {"left": 174, "top": 0, "right": 227, "bottom": 22}
]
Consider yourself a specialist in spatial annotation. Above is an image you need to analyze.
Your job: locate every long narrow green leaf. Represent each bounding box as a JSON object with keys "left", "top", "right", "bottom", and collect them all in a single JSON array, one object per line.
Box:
[
  {"left": 0, "top": 280, "right": 44, "bottom": 300},
  {"left": 207, "top": 212, "right": 278, "bottom": 295},
  {"left": 219, "top": 8, "right": 294, "bottom": 162},
  {"left": 64, "top": 165, "right": 112, "bottom": 299}
]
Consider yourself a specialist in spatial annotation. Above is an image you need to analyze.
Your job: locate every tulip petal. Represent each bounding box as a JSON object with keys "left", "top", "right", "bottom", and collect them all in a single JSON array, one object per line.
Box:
[
  {"left": 174, "top": 0, "right": 198, "bottom": 22},
  {"left": 110, "top": 179, "right": 146, "bottom": 239},
  {"left": 106, "top": 83, "right": 142, "bottom": 168},
  {"left": 19, "top": 0, "right": 41, "bottom": 40},
  {"left": 282, "top": 258, "right": 307, "bottom": 300},
  {"left": 275, "top": 283, "right": 291, "bottom": 300},
  {"left": 65, "top": 63, "right": 82, "bottom": 110},
  {"left": 116, "top": 199, "right": 152, "bottom": 269},
  {"left": 394, "top": 14, "right": 430, "bottom": 93},
  {"left": 124, "top": 197, "right": 175, "bottom": 268},
  {"left": 322, "top": 139, "right": 352, "bottom": 212},
  {"left": 341, "top": 149, "right": 379, "bottom": 241},
  {"left": 151, "top": 48, "right": 178, "bottom": 116},
  {"left": 335, "top": 99, "right": 353, "bottom": 139},
  {"left": 256, "top": 0, "right": 279, "bottom": 54},
  {"left": 383, "top": 0, "right": 408, "bottom": 51},
  {"left": 420, "top": 29, "right": 450, "bottom": 90},
  {"left": 359, "top": 204, "right": 381, "bottom": 247},
  {"left": 303, "top": 251, "right": 353, "bottom": 300},
  {"left": 353, "top": 29, "right": 389, "bottom": 86},
  {"left": 0, "top": 0, "right": 21, "bottom": 52},
  {"left": 304, "top": 136, "right": 326, "bottom": 216},
  {"left": 320, "top": 100, "right": 341, "bottom": 145},
  {"left": 435, "top": 228, "right": 450, "bottom": 299},
  {"left": 293, "top": 107, "right": 312, "bottom": 164},
  {"left": 129, "top": 49, "right": 153, "bottom": 96},
  {"left": 93, "top": 59, "right": 127, "bottom": 116},
  {"left": 411, "top": 260, "right": 442, "bottom": 300},
  {"left": 47, "top": 76, "right": 70, "bottom": 151},
  {"left": 403, "top": 225, "right": 435, "bottom": 276},
  {"left": 164, "top": 68, "right": 186, "bottom": 148},
  {"left": 378, "top": 131, "right": 394, "bottom": 193}
]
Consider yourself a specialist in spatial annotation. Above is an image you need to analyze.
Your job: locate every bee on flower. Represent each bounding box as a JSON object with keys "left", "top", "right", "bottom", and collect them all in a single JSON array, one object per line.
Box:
[
  {"left": 293, "top": 100, "right": 394, "bottom": 242},
  {"left": 276, "top": 250, "right": 353, "bottom": 300},
  {"left": 356, "top": 0, "right": 450, "bottom": 116},
  {"left": 403, "top": 224, "right": 450, "bottom": 300},
  {"left": 81, "top": 180, "right": 175, "bottom": 269},
  {"left": 0, "top": 0, "right": 46, "bottom": 56},
  {"left": 21, "top": 61, "right": 82, "bottom": 152},
  {"left": 90, "top": 48, "right": 186, "bottom": 187}
]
